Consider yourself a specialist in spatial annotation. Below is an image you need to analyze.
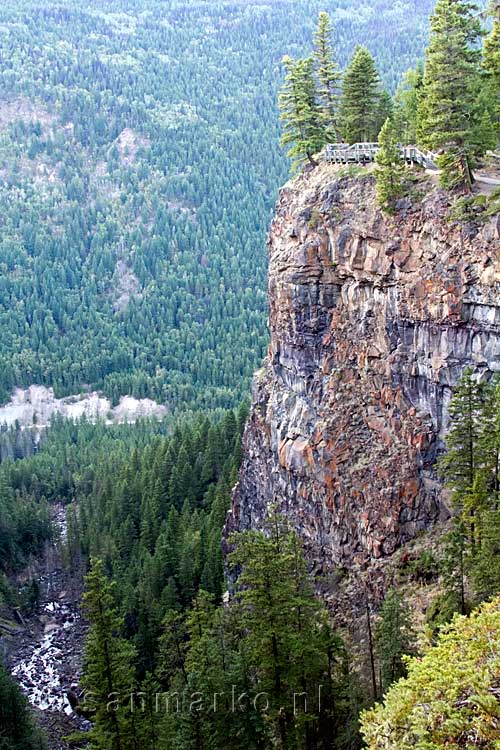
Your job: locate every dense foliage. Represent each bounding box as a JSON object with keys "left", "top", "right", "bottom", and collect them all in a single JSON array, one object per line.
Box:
[
  {"left": 80, "top": 515, "right": 362, "bottom": 750},
  {"left": 339, "top": 46, "right": 388, "bottom": 144},
  {"left": 437, "top": 370, "right": 500, "bottom": 611},
  {"left": 0, "top": 662, "right": 46, "bottom": 750},
  {"left": 0, "top": 0, "right": 439, "bottom": 409},
  {"left": 0, "top": 471, "right": 51, "bottom": 578},
  {"left": 1, "top": 2, "right": 498, "bottom": 748},
  {"left": 374, "top": 117, "right": 405, "bottom": 211},
  {"left": 62, "top": 408, "right": 246, "bottom": 674},
  {"left": 417, "top": 0, "right": 485, "bottom": 188},
  {"left": 361, "top": 596, "right": 500, "bottom": 750},
  {"left": 361, "top": 369, "right": 500, "bottom": 748},
  {"left": 0, "top": 414, "right": 177, "bottom": 578}
]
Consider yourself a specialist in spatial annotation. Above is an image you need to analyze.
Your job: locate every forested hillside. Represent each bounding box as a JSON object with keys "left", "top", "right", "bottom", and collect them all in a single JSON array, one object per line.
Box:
[
  {"left": 1, "top": 1, "right": 499, "bottom": 748},
  {"left": 0, "top": 0, "right": 437, "bottom": 410}
]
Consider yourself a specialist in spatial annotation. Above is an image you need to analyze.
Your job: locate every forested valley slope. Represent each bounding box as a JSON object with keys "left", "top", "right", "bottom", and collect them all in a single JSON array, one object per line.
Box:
[
  {"left": 0, "top": 0, "right": 436, "bottom": 411},
  {"left": 1, "top": 1, "right": 500, "bottom": 750}
]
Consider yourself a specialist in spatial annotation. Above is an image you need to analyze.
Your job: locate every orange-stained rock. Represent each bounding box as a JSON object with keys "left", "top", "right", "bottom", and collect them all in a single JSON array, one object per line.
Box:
[{"left": 225, "top": 165, "right": 500, "bottom": 573}]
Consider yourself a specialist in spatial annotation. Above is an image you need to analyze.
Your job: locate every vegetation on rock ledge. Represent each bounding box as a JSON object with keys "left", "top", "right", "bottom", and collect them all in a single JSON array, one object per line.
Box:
[{"left": 280, "top": 1, "right": 500, "bottom": 195}]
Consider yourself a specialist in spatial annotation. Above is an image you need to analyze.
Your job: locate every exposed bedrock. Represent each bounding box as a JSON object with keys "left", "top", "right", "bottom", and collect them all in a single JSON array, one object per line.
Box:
[{"left": 226, "top": 166, "right": 500, "bottom": 571}]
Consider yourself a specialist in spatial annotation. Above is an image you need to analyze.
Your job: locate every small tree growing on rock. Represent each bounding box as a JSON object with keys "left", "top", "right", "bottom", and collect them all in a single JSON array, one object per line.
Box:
[{"left": 375, "top": 117, "right": 405, "bottom": 212}]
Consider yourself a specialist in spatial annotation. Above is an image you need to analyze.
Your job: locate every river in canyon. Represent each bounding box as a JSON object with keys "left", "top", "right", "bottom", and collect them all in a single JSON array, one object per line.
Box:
[{"left": 6, "top": 505, "right": 90, "bottom": 748}]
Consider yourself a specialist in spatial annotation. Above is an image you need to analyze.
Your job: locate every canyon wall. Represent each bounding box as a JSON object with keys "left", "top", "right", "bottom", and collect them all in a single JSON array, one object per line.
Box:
[{"left": 227, "top": 165, "right": 500, "bottom": 573}]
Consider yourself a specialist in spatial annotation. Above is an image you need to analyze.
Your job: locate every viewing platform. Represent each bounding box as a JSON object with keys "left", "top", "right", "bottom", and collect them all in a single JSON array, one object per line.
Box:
[{"left": 325, "top": 142, "right": 439, "bottom": 170}]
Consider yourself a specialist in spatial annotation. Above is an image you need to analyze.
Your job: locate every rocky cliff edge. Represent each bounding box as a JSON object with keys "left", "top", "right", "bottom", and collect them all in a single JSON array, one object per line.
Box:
[{"left": 227, "top": 164, "right": 500, "bottom": 573}]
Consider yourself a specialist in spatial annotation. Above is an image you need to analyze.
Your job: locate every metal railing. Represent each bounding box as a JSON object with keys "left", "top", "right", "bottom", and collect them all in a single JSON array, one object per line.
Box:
[{"left": 324, "top": 142, "right": 438, "bottom": 170}]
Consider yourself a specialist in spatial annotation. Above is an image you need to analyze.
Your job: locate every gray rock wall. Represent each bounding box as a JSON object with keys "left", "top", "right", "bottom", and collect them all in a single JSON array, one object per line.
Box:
[{"left": 226, "top": 166, "right": 500, "bottom": 572}]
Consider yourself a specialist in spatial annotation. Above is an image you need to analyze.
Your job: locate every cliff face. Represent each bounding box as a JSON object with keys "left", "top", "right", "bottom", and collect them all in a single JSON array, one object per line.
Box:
[{"left": 227, "top": 165, "right": 500, "bottom": 572}]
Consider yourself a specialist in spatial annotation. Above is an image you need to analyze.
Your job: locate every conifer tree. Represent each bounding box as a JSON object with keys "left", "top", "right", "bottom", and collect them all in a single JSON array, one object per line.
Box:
[
  {"left": 313, "top": 12, "right": 342, "bottom": 141},
  {"left": 472, "top": 510, "right": 500, "bottom": 600},
  {"left": 394, "top": 63, "right": 424, "bottom": 143},
  {"left": 374, "top": 589, "right": 414, "bottom": 694},
  {"left": 376, "top": 90, "right": 394, "bottom": 134},
  {"left": 438, "top": 368, "right": 484, "bottom": 523},
  {"left": 428, "top": 518, "right": 469, "bottom": 625},
  {"left": 339, "top": 46, "right": 382, "bottom": 143},
  {"left": 418, "top": 0, "right": 482, "bottom": 189},
  {"left": 229, "top": 512, "right": 350, "bottom": 750},
  {"left": 0, "top": 663, "right": 46, "bottom": 750},
  {"left": 279, "top": 56, "right": 324, "bottom": 170},
  {"left": 375, "top": 118, "right": 405, "bottom": 212},
  {"left": 362, "top": 596, "right": 500, "bottom": 750},
  {"left": 477, "top": 375, "right": 500, "bottom": 505},
  {"left": 81, "top": 558, "right": 138, "bottom": 750},
  {"left": 484, "top": 0, "right": 500, "bottom": 133},
  {"left": 472, "top": 99, "right": 498, "bottom": 152}
]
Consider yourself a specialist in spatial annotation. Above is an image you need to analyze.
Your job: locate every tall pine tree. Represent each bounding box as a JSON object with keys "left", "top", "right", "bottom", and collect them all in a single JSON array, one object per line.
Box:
[
  {"left": 279, "top": 56, "right": 324, "bottom": 170},
  {"left": 374, "top": 589, "right": 414, "bottom": 695},
  {"left": 228, "top": 512, "right": 351, "bottom": 750},
  {"left": 438, "top": 368, "right": 484, "bottom": 517},
  {"left": 81, "top": 558, "right": 138, "bottom": 750},
  {"left": 418, "top": 0, "right": 482, "bottom": 189},
  {"left": 0, "top": 663, "right": 46, "bottom": 750},
  {"left": 338, "top": 46, "right": 382, "bottom": 143},
  {"left": 484, "top": 0, "right": 500, "bottom": 135},
  {"left": 313, "top": 12, "right": 342, "bottom": 142}
]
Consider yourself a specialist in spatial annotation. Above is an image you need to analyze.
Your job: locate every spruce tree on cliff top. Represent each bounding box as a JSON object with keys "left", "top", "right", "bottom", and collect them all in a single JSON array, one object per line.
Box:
[
  {"left": 313, "top": 11, "right": 342, "bottom": 142},
  {"left": 279, "top": 55, "right": 324, "bottom": 170},
  {"left": 418, "top": 0, "right": 482, "bottom": 190},
  {"left": 339, "top": 46, "right": 382, "bottom": 143},
  {"left": 484, "top": 0, "right": 500, "bottom": 131}
]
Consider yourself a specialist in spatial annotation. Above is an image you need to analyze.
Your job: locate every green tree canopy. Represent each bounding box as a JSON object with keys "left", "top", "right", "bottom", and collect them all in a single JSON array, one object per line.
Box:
[
  {"left": 374, "top": 589, "right": 414, "bottom": 695},
  {"left": 81, "top": 558, "right": 138, "bottom": 750},
  {"left": 393, "top": 62, "right": 424, "bottom": 143},
  {"left": 0, "top": 663, "right": 46, "bottom": 750},
  {"left": 279, "top": 55, "right": 325, "bottom": 170},
  {"left": 313, "top": 11, "right": 342, "bottom": 142},
  {"left": 417, "top": 0, "right": 482, "bottom": 189},
  {"left": 361, "top": 596, "right": 500, "bottom": 750},
  {"left": 375, "top": 117, "right": 405, "bottom": 211},
  {"left": 484, "top": 0, "right": 500, "bottom": 133},
  {"left": 339, "top": 46, "right": 382, "bottom": 143}
]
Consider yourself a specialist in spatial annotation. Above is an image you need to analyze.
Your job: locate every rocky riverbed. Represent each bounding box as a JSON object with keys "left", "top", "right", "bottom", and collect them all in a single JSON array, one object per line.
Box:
[
  {"left": 6, "top": 505, "right": 90, "bottom": 748},
  {"left": 10, "top": 595, "right": 86, "bottom": 712}
]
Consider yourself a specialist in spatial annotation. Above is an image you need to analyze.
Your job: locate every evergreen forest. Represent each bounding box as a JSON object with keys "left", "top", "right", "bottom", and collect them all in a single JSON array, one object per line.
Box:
[
  {"left": 0, "top": 1, "right": 500, "bottom": 749},
  {"left": 0, "top": 0, "right": 438, "bottom": 409}
]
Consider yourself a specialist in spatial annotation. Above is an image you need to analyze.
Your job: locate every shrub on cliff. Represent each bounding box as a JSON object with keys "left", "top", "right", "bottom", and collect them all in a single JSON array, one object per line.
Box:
[{"left": 361, "top": 596, "right": 500, "bottom": 749}]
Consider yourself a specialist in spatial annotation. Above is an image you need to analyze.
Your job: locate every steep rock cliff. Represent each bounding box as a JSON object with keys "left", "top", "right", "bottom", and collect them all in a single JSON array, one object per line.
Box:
[{"left": 227, "top": 165, "right": 500, "bottom": 572}]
